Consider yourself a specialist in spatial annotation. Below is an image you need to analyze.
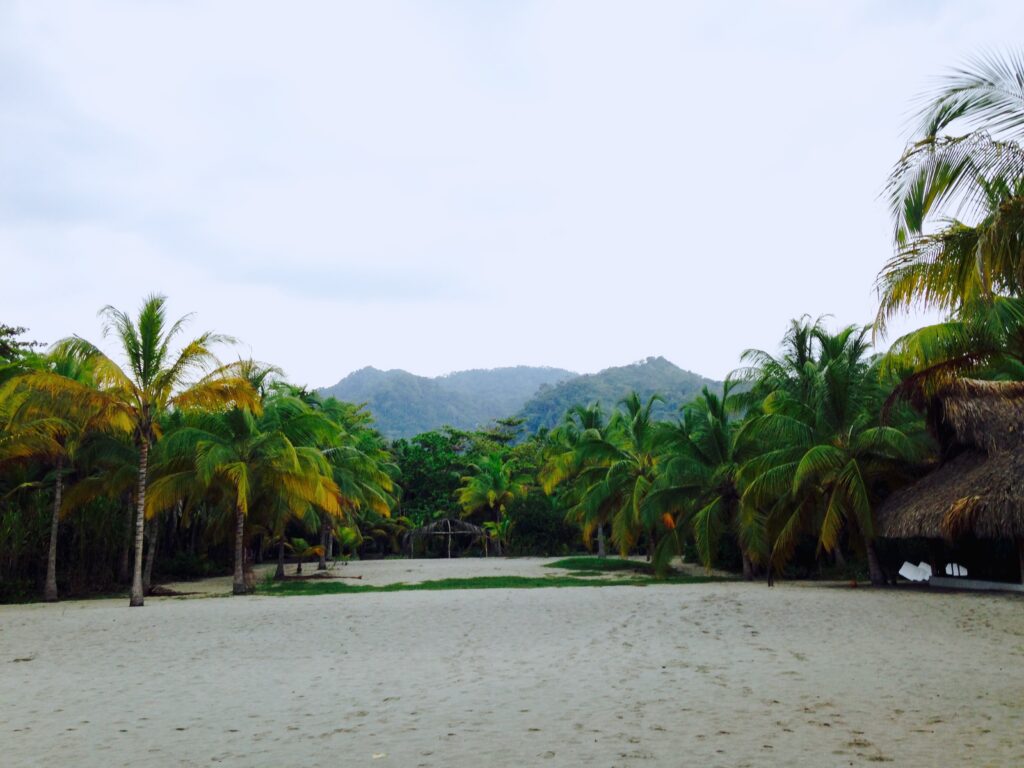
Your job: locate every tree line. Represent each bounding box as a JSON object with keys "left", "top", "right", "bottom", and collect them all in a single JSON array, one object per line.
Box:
[{"left": 5, "top": 52, "right": 1024, "bottom": 601}]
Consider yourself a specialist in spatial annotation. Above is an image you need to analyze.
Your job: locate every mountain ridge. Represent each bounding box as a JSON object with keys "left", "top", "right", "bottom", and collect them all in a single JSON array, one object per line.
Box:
[{"left": 318, "top": 358, "right": 720, "bottom": 439}]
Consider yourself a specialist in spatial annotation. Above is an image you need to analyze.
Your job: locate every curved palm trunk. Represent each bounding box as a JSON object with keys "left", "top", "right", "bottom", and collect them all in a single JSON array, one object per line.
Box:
[
  {"left": 866, "top": 540, "right": 886, "bottom": 586},
  {"left": 143, "top": 517, "right": 158, "bottom": 593},
  {"left": 317, "top": 517, "right": 328, "bottom": 570},
  {"left": 741, "top": 552, "right": 753, "bottom": 581},
  {"left": 597, "top": 525, "right": 607, "bottom": 559},
  {"left": 274, "top": 539, "right": 286, "bottom": 580},
  {"left": 43, "top": 457, "right": 64, "bottom": 603},
  {"left": 232, "top": 505, "right": 246, "bottom": 595},
  {"left": 129, "top": 441, "right": 149, "bottom": 607}
]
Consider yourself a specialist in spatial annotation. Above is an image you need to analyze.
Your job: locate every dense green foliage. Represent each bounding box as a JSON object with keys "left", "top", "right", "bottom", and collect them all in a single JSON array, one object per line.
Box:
[
  {"left": 518, "top": 357, "right": 719, "bottom": 433},
  {"left": 0, "top": 324, "right": 42, "bottom": 363},
  {"left": 6, "top": 52, "right": 1024, "bottom": 602},
  {"left": 319, "top": 365, "right": 574, "bottom": 438}
]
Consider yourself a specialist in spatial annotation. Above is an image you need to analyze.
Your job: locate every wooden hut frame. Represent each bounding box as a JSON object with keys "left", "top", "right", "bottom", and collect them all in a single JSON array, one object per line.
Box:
[{"left": 404, "top": 518, "right": 487, "bottom": 559}]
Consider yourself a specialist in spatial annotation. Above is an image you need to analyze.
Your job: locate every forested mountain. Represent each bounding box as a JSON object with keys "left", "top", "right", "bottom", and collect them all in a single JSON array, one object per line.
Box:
[
  {"left": 320, "top": 359, "right": 719, "bottom": 438},
  {"left": 517, "top": 357, "right": 720, "bottom": 432},
  {"left": 318, "top": 365, "right": 576, "bottom": 438}
]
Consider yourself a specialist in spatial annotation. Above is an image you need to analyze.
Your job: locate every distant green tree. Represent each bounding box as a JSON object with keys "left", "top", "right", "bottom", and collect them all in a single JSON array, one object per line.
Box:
[
  {"left": 0, "top": 324, "right": 41, "bottom": 364},
  {"left": 392, "top": 429, "right": 472, "bottom": 524}
]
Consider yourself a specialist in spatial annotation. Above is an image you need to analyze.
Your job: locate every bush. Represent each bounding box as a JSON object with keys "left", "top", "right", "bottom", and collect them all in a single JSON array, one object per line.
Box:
[
  {"left": 156, "top": 552, "right": 227, "bottom": 581},
  {"left": 507, "top": 493, "right": 582, "bottom": 556}
]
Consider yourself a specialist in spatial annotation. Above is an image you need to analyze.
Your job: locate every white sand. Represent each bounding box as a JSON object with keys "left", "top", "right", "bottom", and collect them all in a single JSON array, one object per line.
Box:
[{"left": 2, "top": 558, "right": 1022, "bottom": 767}]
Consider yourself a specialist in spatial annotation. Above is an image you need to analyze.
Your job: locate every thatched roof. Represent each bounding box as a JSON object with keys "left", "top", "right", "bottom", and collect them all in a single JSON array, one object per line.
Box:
[
  {"left": 878, "top": 379, "right": 1024, "bottom": 540},
  {"left": 930, "top": 378, "right": 1024, "bottom": 453}
]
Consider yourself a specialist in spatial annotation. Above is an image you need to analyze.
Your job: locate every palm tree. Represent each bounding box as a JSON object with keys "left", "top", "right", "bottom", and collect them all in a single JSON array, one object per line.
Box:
[
  {"left": 54, "top": 294, "right": 255, "bottom": 606},
  {"left": 2, "top": 351, "right": 132, "bottom": 601},
  {"left": 884, "top": 52, "right": 1024, "bottom": 274},
  {"left": 289, "top": 537, "right": 323, "bottom": 575},
  {"left": 540, "top": 404, "right": 611, "bottom": 556},
  {"left": 147, "top": 386, "right": 342, "bottom": 595},
  {"left": 738, "top": 321, "right": 928, "bottom": 584},
  {"left": 483, "top": 516, "right": 514, "bottom": 554},
  {"left": 878, "top": 53, "right": 1024, "bottom": 390},
  {"left": 645, "top": 381, "right": 764, "bottom": 578},
  {"left": 317, "top": 397, "right": 398, "bottom": 567},
  {"left": 457, "top": 454, "right": 527, "bottom": 555},
  {"left": 556, "top": 393, "right": 666, "bottom": 560}
]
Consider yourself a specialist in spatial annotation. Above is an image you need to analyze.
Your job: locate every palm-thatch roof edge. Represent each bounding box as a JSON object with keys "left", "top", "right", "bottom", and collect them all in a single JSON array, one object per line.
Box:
[
  {"left": 932, "top": 378, "right": 1024, "bottom": 453},
  {"left": 879, "top": 379, "right": 1024, "bottom": 541}
]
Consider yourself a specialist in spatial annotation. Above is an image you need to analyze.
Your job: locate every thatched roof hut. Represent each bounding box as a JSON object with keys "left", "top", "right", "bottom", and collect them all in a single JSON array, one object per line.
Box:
[{"left": 878, "top": 379, "right": 1024, "bottom": 546}]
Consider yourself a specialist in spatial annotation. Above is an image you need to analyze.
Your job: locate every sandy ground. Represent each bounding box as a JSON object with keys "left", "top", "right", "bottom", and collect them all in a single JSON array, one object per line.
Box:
[{"left": 2, "top": 559, "right": 1023, "bottom": 767}]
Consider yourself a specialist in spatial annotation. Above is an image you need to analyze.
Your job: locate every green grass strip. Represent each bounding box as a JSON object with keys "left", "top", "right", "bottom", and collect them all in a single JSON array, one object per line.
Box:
[
  {"left": 257, "top": 572, "right": 719, "bottom": 597},
  {"left": 545, "top": 556, "right": 654, "bottom": 573}
]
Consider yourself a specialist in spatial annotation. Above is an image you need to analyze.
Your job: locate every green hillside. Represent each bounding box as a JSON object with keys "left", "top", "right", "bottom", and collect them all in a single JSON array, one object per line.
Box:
[
  {"left": 517, "top": 357, "right": 720, "bottom": 432},
  {"left": 318, "top": 365, "right": 576, "bottom": 438}
]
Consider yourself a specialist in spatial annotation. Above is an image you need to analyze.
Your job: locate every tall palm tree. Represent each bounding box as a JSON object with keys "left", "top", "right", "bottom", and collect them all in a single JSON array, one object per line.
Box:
[
  {"left": 738, "top": 321, "right": 928, "bottom": 584},
  {"left": 540, "top": 404, "right": 611, "bottom": 556},
  {"left": 53, "top": 294, "right": 254, "bottom": 606},
  {"left": 3, "top": 352, "right": 132, "bottom": 600},
  {"left": 645, "top": 381, "right": 764, "bottom": 577},
  {"left": 557, "top": 393, "right": 666, "bottom": 559},
  {"left": 317, "top": 397, "right": 397, "bottom": 567},
  {"left": 457, "top": 454, "right": 527, "bottom": 554}
]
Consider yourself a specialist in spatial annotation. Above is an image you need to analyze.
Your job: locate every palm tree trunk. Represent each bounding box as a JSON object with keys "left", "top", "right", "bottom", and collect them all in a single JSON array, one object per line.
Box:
[
  {"left": 232, "top": 505, "right": 246, "bottom": 595},
  {"left": 866, "top": 539, "right": 886, "bottom": 586},
  {"left": 143, "top": 517, "right": 158, "bottom": 593},
  {"left": 317, "top": 517, "right": 328, "bottom": 570},
  {"left": 119, "top": 499, "right": 133, "bottom": 583},
  {"left": 188, "top": 508, "right": 199, "bottom": 555},
  {"left": 597, "top": 525, "right": 607, "bottom": 559},
  {"left": 834, "top": 545, "right": 847, "bottom": 570},
  {"left": 129, "top": 440, "right": 149, "bottom": 607},
  {"left": 274, "top": 539, "right": 286, "bottom": 580},
  {"left": 43, "top": 457, "right": 64, "bottom": 603},
  {"left": 326, "top": 528, "right": 333, "bottom": 561},
  {"left": 1017, "top": 538, "right": 1024, "bottom": 586},
  {"left": 741, "top": 552, "right": 753, "bottom": 581}
]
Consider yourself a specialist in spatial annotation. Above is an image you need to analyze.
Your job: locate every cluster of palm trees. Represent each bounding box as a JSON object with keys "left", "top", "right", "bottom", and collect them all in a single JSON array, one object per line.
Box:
[
  {"left": 540, "top": 321, "right": 929, "bottom": 584},
  {"left": 456, "top": 453, "right": 529, "bottom": 554},
  {"left": 5, "top": 52, "right": 1024, "bottom": 598},
  {"left": 0, "top": 295, "right": 396, "bottom": 605},
  {"left": 543, "top": 52, "right": 1024, "bottom": 583}
]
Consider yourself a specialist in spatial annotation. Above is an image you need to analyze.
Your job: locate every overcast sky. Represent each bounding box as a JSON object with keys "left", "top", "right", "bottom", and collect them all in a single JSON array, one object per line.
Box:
[{"left": 3, "top": 1, "right": 1023, "bottom": 388}]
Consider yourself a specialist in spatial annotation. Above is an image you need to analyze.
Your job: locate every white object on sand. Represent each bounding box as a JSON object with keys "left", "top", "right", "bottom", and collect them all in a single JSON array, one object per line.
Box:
[
  {"left": 899, "top": 561, "right": 929, "bottom": 582},
  {"left": 944, "top": 563, "right": 968, "bottom": 577}
]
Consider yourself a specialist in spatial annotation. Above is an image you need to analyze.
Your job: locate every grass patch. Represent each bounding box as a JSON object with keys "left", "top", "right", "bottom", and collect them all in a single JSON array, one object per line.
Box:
[
  {"left": 545, "top": 557, "right": 654, "bottom": 574},
  {"left": 257, "top": 572, "right": 719, "bottom": 597}
]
